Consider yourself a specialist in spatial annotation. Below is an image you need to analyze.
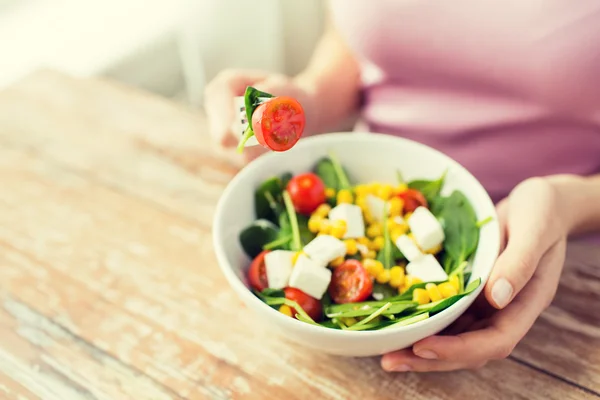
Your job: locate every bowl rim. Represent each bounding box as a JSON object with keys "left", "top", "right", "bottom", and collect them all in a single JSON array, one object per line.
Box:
[{"left": 213, "top": 131, "right": 501, "bottom": 338}]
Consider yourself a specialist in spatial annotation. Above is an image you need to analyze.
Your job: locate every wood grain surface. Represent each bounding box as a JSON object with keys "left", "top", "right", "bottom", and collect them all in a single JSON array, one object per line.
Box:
[{"left": 0, "top": 70, "right": 598, "bottom": 400}]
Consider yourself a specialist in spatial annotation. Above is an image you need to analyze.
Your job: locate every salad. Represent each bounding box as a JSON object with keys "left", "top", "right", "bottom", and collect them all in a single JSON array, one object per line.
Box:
[
  {"left": 239, "top": 153, "right": 491, "bottom": 331},
  {"left": 237, "top": 86, "right": 305, "bottom": 153}
]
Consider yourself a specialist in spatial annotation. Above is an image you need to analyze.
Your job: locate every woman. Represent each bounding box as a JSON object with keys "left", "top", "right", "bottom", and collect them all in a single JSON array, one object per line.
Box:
[{"left": 204, "top": 1, "right": 600, "bottom": 372}]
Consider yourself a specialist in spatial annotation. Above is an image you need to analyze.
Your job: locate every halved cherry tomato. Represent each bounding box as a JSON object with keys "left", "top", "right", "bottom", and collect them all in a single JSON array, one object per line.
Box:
[
  {"left": 252, "top": 96, "right": 305, "bottom": 152},
  {"left": 397, "top": 189, "right": 428, "bottom": 213},
  {"left": 328, "top": 260, "right": 373, "bottom": 304},
  {"left": 248, "top": 250, "right": 270, "bottom": 292},
  {"left": 286, "top": 173, "right": 326, "bottom": 215},
  {"left": 284, "top": 287, "right": 323, "bottom": 321}
]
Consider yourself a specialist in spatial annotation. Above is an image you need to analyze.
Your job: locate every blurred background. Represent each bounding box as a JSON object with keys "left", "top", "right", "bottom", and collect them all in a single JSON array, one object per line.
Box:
[{"left": 0, "top": 0, "right": 325, "bottom": 106}]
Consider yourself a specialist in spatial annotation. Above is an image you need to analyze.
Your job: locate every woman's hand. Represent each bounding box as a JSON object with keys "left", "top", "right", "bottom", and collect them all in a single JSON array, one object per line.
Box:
[
  {"left": 203, "top": 69, "right": 316, "bottom": 162},
  {"left": 381, "top": 178, "right": 568, "bottom": 372}
]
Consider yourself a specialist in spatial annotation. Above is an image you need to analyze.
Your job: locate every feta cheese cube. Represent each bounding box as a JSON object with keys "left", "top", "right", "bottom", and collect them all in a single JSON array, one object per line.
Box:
[
  {"left": 264, "top": 250, "right": 295, "bottom": 289},
  {"left": 408, "top": 207, "right": 445, "bottom": 251},
  {"left": 393, "top": 216, "right": 406, "bottom": 225},
  {"left": 289, "top": 255, "right": 332, "bottom": 299},
  {"left": 329, "top": 204, "right": 365, "bottom": 238},
  {"left": 406, "top": 254, "right": 449, "bottom": 283},
  {"left": 365, "top": 195, "right": 388, "bottom": 221},
  {"left": 303, "top": 235, "right": 347, "bottom": 267},
  {"left": 395, "top": 234, "right": 424, "bottom": 262},
  {"left": 356, "top": 243, "right": 369, "bottom": 256}
]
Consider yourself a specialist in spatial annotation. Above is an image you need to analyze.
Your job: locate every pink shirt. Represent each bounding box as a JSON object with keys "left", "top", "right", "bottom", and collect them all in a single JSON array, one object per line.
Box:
[{"left": 330, "top": 1, "right": 600, "bottom": 202}]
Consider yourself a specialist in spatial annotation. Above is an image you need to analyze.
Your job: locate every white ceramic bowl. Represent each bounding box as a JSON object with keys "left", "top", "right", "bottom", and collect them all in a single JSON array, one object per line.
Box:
[{"left": 213, "top": 132, "right": 500, "bottom": 357}]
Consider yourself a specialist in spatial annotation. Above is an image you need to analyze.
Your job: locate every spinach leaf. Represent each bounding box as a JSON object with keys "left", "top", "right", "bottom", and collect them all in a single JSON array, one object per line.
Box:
[
  {"left": 297, "top": 214, "right": 316, "bottom": 246},
  {"left": 416, "top": 278, "right": 481, "bottom": 314},
  {"left": 407, "top": 170, "right": 447, "bottom": 205},
  {"left": 237, "top": 86, "right": 274, "bottom": 152},
  {"left": 280, "top": 172, "right": 293, "bottom": 190},
  {"left": 371, "top": 283, "right": 398, "bottom": 300},
  {"left": 255, "top": 176, "right": 284, "bottom": 223},
  {"left": 433, "top": 190, "right": 479, "bottom": 275},
  {"left": 258, "top": 288, "right": 285, "bottom": 298},
  {"left": 376, "top": 205, "right": 395, "bottom": 269},
  {"left": 239, "top": 219, "right": 279, "bottom": 258},
  {"left": 313, "top": 152, "right": 351, "bottom": 191}
]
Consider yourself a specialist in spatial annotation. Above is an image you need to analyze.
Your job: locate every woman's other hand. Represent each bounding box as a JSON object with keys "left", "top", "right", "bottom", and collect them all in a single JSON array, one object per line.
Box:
[{"left": 381, "top": 178, "right": 568, "bottom": 372}]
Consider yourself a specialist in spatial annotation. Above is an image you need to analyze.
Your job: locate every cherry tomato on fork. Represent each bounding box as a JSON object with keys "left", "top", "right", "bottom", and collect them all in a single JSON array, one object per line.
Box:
[
  {"left": 252, "top": 96, "right": 305, "bottom": 152},
  {"left": 284, "top": 287, "right": 323, "bottom": 321},
  {"left": 248, "top": 250, "right": 270, "bottom": 292},
  {"left": 286, "top": 173, "right": 326, "bottom": 215},
  {"left": 328, "top": 260, "right": 373, "bottom": 304},
  {"left": 397, "top": 189, "right": 428, "bottom": 213}
]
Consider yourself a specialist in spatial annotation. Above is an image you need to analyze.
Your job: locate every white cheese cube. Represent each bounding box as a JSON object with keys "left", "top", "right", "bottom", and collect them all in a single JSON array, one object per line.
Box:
[
  {"left": 395, "top": 234, "right": 424, "bottom": 262},
  {"left": 408, "top": 206, "right": 445, "bottom": 251},
  {"left": 365, "top": 195, "right": 388, "bottom": 221},
  {"left": 356, "top": 243, "right": 369, "bottom": 256},
  {"left": 406, "top": 254, "right": 449, "bottom": 283},
  {"left": 329, "top": 204, "right": 365, "bottom": 238},
  {"left": 264, "top": 250, "right": 295, "bottom": 289},
  {"left": 303, "top": 235, "right": 346, "bottom": 267},
  {"left": 289, "top": 255, "right": 332, "bottom": 299}
]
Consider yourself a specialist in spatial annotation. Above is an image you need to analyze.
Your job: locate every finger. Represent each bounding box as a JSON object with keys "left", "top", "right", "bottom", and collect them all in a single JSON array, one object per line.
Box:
[
  {"left": 485, "top": 178, "right": 559, "bottom": 308},
  {"left": 412, "top": 241, "right": 565, "bottom": 364},
  {"left": 381, "top": 349, "right": 478, "bottom": 372},
  {"left": 496, "top": 199, "right": 509, "bottom": 252}
]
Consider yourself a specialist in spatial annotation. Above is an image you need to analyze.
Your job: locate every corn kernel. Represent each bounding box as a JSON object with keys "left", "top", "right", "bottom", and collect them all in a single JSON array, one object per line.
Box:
[
  {"left": 314, "top": 204, "right": 332, "bottom": 218},
  {"left": 364, "top": 259, "right": 384, "bottom": 276},
  {"left": 292, "top": 251, "right": 303, "bottom": 265},
  {"left": 279, "top": 305, "right": 293, "bottom": 317},
  {"left": 344, "top": 239, "right": 358, "bottom": 256},
  {"left": 319, "top": 219, "right": 332, "bottom": 235},
  {"left": 371, "top": 236, "right": 385, "bottom": 251},
  {"left": 366, "top": 223, "right": 383, "bottom": 238},
  {"left": 404, "top": 275, "right": 423, "bottom": 289},
  {"left": 355, "top": 185, "right": 369, "bottom": 197},
  {"left": 377, "top": 184, "right": 393, "bottom": 200},
  {"left": 439, "top": 282, "right": 459, "bottom": 298},
  {"left": 325, "top": 188, "right": 336, "bottom": 199},
  {"left": 404, "top": 212, "right": 413, "bottom": 222},
  {"left": 357, "top": 237, "right": 370, "bottom": 246},
  {"left": 337, "top": 189, "right": 353, "bottom": 204},
  {"left": 340, "top": 317, "right": 358, "bottom": 327},
  {"left": 329, "top": 256, "right": 345, "bottom": 267},
  {"left": 425, "top": 243, "right": 443, "bottom": 255},
  {"left": 308, "top": 215, "right": 323, "bottom": 233},
  {"left": 368, "top": 182, "right": 381, "bottom": 194},
  {"left": 412, "top": 288, "right": 431, "bottom": 305},
  {"left": 390, "top": 266, "right": 405, "bottom": 280},
  {"left": 426, "top": 283, "right": 443, "bottom": 302},
  {"left": 366, "top": 250, "right": 377, "bottom": 259},
  {"left": 355, "top": 195, "right": 367, "bottom": 209},
  {"left": 449, "top": 275, "right": 461, "bottom": 291},
  {"left": 331, "top": 219, "right": 347, "bottom": 239},
  {"left": 376, "top": 269, "right": 391, "bottom": 284},
  {"left": 394, "top": 183, "right": 408, "bottom": 195},
  {"left": 390, "top": 225, "right": 409, "bottom": 242},
  {"left": 388, "top": 197, "right": 404, "bottom": 216}
]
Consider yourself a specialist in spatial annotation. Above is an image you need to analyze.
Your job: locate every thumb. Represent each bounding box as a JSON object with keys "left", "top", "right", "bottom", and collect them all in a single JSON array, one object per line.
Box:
[{"left": 485, "top": 179, "right": 559, "bottom": 309}]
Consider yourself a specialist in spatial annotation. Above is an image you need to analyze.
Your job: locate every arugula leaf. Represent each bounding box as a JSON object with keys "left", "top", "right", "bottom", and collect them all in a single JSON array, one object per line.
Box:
[
  {"left": 263, "top": 234, "right": 292, "bottom": 251},
  {"left": 239, "top": 219, "right": 279, "bottom": 258},
  {"left": 326, "top": 302, "right": 416, "bottom": 319},
  {"left": 282, "top": 191, "right": 302, "bottom": 251},
  {"left": 258, "top": 288, "right": 285, "bottom": 299},
  {"left": 407, "top": 170, "right": 447, "bottom": 205},
  {"left": 328, "top": 152, "right": 352, "bottom": 190},
  {"left": 237, "top": 87, "right": 274, "bottom": 152},
  {"left": 343, "top": 302, "right": 391, "bottom": 330},
  {"left": 382, "top": 312, "right": 430, "bottom": 329}
]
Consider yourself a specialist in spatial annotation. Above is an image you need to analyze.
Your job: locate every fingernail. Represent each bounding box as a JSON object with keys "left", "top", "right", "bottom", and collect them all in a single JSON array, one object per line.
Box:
[
  {"left": 382, "top": 359, "right": 412, "bottom": 372},
  {"left": 492, "top": 278, "right": 514, "bottom": 308},
  {"left": 415, "top": 349, "right": 438, "bottom": 360}
]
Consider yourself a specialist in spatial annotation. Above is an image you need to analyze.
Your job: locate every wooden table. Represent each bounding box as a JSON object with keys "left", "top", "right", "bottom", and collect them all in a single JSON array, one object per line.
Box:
[{"left": 0, "top": 71, "right": 598, "bottom": 400}]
